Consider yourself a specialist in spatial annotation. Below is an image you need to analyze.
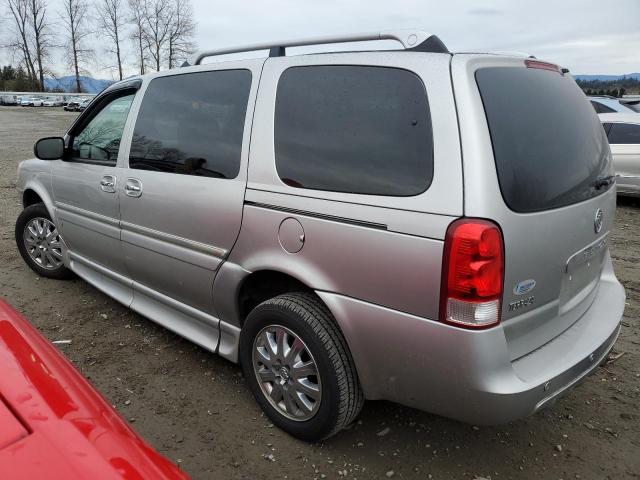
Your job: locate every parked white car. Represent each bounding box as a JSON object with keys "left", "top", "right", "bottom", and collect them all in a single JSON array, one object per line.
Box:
[
  {"left": 0, "top": 95, "right": 18, "bottom": 105},
  {"left": 600, "top": 113, "right": 640, "bottom": 196},
  {"left": 20, "top": 97, "right": 44, "bottom": 107},
  {"left": 589, "top": 96, "right": 638, "bottom": 114},
  {"left": 43, "top": 97, "right": 64, "bottom": 107},
  {"left": 620, "top": 99, "right": 640, "bottom": 113}
]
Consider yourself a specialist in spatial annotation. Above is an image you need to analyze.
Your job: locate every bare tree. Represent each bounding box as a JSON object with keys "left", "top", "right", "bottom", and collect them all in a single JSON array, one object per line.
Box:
[
  {"left": 28, "top": 0, "right": 54, "bottom": 91},
  {"left": 5, "top": 0, "right": 38, "bottom": 86},
  {"left": 166, "top": 0, "right": 195, "bottom": 69},
  {"left": 97, "top": 0, "right": 126, "bottom": 80},
  {"left": 142, "top": 0, "right": 171, "bottom": 71},
  {"left": 128, "top": 0, "right": 146, "bottom": 75},
  {"left": 60, "top": 0, "right": 91, "bottom": 92}
]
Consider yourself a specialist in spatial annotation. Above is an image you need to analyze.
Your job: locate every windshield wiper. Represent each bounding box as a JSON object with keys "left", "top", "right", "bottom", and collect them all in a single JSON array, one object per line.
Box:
[{"left": 593, "top": 175, "right": 615, "bottom": 190}]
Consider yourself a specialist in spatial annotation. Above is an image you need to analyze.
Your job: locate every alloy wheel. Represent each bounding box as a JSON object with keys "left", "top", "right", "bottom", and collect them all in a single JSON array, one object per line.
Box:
[
  {"left": 23, "top": 217, "right": 64, "bottom": 270},
  {"left": 252, "top": 325, "right": 322, "bottom": 421}
]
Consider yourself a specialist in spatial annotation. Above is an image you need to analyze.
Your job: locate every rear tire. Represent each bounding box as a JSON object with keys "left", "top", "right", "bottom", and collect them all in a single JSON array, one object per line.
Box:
[
  {"left": 240, "top": 292, "right": 363, "bottom": 441},
  {"left": 15, "top": 203, "right": 73, "bottom": 280}
]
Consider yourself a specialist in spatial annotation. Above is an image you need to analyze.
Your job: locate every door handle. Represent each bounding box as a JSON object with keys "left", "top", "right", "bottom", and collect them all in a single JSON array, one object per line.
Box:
[
  {"left": 100, "top": 175, "right": 116, "bottom": 193},
  {"left": 125, "top": 178, "right": 143, "bottom": 198}
]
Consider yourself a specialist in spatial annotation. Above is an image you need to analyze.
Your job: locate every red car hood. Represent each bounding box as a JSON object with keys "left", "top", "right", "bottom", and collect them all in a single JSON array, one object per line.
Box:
[{"left": 0, "top": 299, "right": 189, "bottom": 480}]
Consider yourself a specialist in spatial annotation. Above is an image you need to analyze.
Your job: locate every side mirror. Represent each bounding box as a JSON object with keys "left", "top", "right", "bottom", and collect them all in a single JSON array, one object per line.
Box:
[{"left": 34, "top": 137, "right": 65, "bottom": 160}]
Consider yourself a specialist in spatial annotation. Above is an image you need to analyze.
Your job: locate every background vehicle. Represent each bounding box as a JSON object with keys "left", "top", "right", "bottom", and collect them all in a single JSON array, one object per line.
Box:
[
  {"left": 43, "top": 97, "right": 64, "bottom": 107},
  {"left": 0, "top": 298, "right": 189, "bottom": 479},
  {"left": 77, "top": 98, "right": 91, "bottom": 111},
  {"left": 0, "top": 95, "right": 17, "bottom": 106},
  {"left": 63, "top": 99, "right": 80, "bottom": 111},
  {"left": 20, "top": 96, "right": 44, "bottom": 107},
  {"left": 14, "top": 30, "right": 625, "bottom": 441},
  {"left": 620, "top": 99, "right": 640, "bottom": 113},
  {"left": 600, "top": 113, "right": 640, "bottom": 196},
  {"left": 589, "top": 95, "right": 639, "bottom": 114}
]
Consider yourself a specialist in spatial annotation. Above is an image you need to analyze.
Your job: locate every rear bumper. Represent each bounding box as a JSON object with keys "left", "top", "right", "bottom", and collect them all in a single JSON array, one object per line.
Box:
[{"left": 318, "top": 254, "right": 625, "bottom": 425}]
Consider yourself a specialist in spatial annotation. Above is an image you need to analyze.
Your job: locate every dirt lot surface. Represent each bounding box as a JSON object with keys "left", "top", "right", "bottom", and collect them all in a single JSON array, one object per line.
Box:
[{"left": 0, "top": 105, "right": 638, "bottom": 479}]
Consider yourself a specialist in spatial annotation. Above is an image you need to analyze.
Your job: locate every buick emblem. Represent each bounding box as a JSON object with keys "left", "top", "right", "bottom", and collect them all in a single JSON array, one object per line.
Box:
[{"left": 594, "top": 209, "right": 603, "bottom": 234}]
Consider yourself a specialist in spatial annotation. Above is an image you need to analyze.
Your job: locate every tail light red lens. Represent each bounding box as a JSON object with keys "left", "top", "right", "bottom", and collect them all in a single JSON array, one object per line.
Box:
[
  {"left": 524, "top": 59, "right": 561, "bottom": 74},
  {"left": 440, "top": 219, "right": 504, "bottom": 329}
]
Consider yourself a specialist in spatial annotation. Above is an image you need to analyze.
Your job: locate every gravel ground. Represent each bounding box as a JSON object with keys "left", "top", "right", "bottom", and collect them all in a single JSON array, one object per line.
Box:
[{"left": 0, "top": 105, "right": 638, "bottom": 480}]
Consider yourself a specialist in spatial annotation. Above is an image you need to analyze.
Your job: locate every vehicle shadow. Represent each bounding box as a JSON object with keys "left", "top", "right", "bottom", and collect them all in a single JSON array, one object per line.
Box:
[{"left": 617, "top": 195, "right": 640, "bottom": 208}]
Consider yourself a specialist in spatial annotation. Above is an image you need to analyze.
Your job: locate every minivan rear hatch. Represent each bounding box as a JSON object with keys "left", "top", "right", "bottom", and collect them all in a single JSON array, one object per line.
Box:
[{"left": 453, "top": 55, "right": 615, "bottom": 360}]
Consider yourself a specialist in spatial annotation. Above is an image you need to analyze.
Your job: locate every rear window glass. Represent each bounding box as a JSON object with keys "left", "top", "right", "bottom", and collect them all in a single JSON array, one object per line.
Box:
[
  {"left": 476, "top": 67, "right": 611, "bottom": 213},
  {"left": 274, "top": 65, "right": 433, "bottom": 196},
  {"left": 607, "top": 123, "right": 640, "bottom": 144}
]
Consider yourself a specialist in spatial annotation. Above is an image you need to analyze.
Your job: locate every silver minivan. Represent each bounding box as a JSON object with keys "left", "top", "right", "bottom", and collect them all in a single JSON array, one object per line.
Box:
[{"left": 15, "top": 30, "right": 625, "bottom": 440}]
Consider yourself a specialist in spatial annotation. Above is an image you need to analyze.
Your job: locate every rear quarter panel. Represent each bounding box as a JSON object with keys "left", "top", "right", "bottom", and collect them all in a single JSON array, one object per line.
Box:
[
  {"left": 451, "top": 54, "right": 617, "bottom": 360},
  {"left": 221, "top": 52, "right": 462, "bottom": 326}
]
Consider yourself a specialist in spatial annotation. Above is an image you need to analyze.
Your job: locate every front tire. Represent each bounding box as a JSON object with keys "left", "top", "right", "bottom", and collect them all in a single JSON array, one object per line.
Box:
[
  {"left": 240, "top": 292, "right": 363, "bottom": 441},
  {"left": 15, "top": 203, "right": 73, "bottom": 279}
]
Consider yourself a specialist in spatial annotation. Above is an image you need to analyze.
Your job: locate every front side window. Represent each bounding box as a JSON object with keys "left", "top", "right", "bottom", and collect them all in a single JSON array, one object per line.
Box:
[
  {"left": 129, "top": 70, "right": 252, "bottom": 179},
  {"left": 70, "top": 93, "right": 135, "bottom": 165},
  {"left": 607, "top": 123, "right": 640, "bottom": 144},
  {"left": 274, "top": 65, "right": 433, "bottom": 196}
]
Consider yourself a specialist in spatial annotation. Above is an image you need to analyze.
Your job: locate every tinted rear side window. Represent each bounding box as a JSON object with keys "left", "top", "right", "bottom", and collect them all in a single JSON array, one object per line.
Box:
[
  {"left": 129, "top": 70, "right": 251, "bottom": 179},
  {"left": 274, "top": 65, "right": 433, "bottom": 196},
  {"left": 607, "top": 123, "right": 640, "bottom": 144},
  {"left": 476, "top": 67, "right": 611, "bottom": 212}
]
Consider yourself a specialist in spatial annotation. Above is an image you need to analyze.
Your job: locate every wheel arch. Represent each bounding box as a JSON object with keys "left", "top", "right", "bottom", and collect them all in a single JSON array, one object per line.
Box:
[
  {"left": 23, "top": 188, "right": 44, "bottom": 208},
  {"left": 213, "top": 263, "right": 351, "bottom": 365},
  {"left": 21, "top": 183, "right": 56, "bottom": 222},
  {"left": 236, "top": 269, "right": 318, "bottom": 325}
]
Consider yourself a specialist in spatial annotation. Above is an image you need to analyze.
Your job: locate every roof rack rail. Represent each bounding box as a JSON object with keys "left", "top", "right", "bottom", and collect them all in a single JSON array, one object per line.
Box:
[{"left": 185, "top": 29, "right": 448, "bottom": 66}]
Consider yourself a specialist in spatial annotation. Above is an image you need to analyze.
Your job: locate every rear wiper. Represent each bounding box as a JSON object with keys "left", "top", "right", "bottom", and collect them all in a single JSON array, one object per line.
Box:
[{"left": 593, "top": 175, "right": 615, "bottom": 190}]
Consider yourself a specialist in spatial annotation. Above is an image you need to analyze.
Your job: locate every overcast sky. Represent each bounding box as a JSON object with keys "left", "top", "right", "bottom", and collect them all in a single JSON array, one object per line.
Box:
[{"left": 1, "top": 0, "right": 639, "bottom": 79}]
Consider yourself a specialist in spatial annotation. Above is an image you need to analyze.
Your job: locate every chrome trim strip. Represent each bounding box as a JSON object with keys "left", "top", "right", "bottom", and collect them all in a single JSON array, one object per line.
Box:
[
  {"left": 132, "top": 279, "right": 219, "bottom": 327},
  {"left": 55, "top": 201, "right": 120, "bottom": 227},
  {"left": 565, "top": 232, "right": 609, "bottom": 273},
  {"left": 69, "top": 251, "right": 220, "bottom": 328},
  {"left": 246, "top": 187, "right": 455, "bottom": 218},
  {"left": 57, "top": 202, "right": 227, "bottom": 259},
  {"left": 120, "top": 221, "right": 227, "bottom": 259},
  {"left": 244, "top": 201, "right": 388, "bottom": 230},
  {"left": 68, "top": 250, "right": 133, "bottom": 286}
]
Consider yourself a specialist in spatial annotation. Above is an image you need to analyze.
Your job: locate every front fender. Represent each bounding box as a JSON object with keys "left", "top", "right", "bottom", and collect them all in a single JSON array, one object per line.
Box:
[{"left": 17, "top": 159, "right": 55, "bottom": 221}]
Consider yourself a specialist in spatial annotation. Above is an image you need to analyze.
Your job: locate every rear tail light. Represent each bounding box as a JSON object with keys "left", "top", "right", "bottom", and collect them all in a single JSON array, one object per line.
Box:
[{"left": 440, "top": 219, "right": 504, "bottom": 329}]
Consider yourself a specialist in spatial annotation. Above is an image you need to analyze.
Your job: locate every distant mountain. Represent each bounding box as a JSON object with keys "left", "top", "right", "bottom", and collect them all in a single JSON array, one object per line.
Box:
[
  {"left": 43, "top": 75, "right": 114, "bottom": 93},
  {"left": 574, "top": 73, "right": 640, "bottom": 82}
]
